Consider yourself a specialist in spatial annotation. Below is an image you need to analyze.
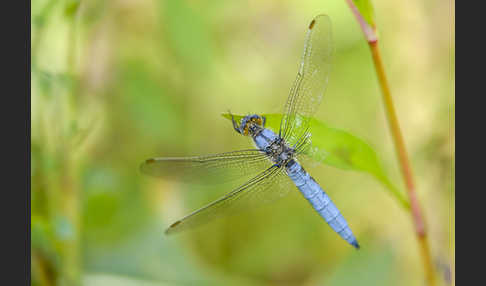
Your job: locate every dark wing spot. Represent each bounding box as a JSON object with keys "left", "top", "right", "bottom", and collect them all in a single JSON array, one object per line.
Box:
[
  {"left": 170, "top": 220, "right": 181, "bottom": 228},
  {"left": 164, "top": 220, "right": 181, "bottom": 235},
  {"left": 146, "top": 158, "right": 156, "bottom": 164},
  {"left": 309, "top": 19, "right": 316, "bottom": 30}
]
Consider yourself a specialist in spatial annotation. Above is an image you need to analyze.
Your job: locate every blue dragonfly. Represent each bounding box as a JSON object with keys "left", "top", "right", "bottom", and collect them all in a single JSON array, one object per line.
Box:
[{"left": 141, "top": 15, "right": 359, "bottom": 249}]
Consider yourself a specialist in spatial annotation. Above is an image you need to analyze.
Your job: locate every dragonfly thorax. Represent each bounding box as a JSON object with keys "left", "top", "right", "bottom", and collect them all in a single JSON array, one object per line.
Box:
[{"left": 265, "top": 137, "right": 295, "bottom": 165}]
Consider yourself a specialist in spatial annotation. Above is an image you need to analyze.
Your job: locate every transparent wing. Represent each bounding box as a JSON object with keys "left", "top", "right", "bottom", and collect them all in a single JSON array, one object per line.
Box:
[
  {"left": 140, "top": 149, "right": 273, "bottom": 184},
  {"left": 165, "top": 165, "right": 293, "bottom": 234},
  {"left": 279, "top": 14, "right": 333, "bottom": 147}
]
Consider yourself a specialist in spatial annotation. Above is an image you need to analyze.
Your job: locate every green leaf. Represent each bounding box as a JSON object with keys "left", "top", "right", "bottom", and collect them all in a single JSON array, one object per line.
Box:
[
  {"left": 351, "top": 0, "right": 376, "bottom": 28},
  {"left": 222, "top": 113, "right": 409, "bottom": 209},
  {"left": 346, "top": 0, "right": 378, "bottom": 43}
]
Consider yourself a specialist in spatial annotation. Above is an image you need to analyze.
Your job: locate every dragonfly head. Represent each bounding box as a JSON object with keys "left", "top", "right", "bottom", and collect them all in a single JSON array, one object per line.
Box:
[{"left": 232, "top": 114, "right": 266, "bottom": 136}]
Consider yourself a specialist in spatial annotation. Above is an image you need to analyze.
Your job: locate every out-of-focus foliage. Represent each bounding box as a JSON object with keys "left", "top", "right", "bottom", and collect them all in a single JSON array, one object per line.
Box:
[{"left": 31, "top": 0, "right": 454, "bottom": 285}]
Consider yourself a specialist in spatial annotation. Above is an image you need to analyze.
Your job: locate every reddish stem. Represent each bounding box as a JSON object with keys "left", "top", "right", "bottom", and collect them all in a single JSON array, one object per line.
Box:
[{"left": 369, "top": 41, "right": 436, "bottom": 286}]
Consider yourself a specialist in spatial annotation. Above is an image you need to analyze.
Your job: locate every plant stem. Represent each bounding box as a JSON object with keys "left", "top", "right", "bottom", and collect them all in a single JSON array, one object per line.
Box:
[
  {"left": 345, "top": 0, "right": 438, "bottom": 282},
  {"left": 369, "top": 41, "right": 436, "bottom": 286},
  {"left": 344, "top": 4, "right": 436, "bottom": 282}
]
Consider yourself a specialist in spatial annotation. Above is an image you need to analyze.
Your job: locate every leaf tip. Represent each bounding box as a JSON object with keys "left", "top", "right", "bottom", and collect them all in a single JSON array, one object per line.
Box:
[
  {"left": 221, "top": 112, "right": 231, "bottom": 120},
  {"left": 346, "top": 0, "right": 378, "bottom": 43}
]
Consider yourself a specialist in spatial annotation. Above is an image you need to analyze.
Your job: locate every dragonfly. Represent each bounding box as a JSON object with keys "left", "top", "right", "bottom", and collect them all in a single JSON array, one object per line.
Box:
[{"left": 141, "top": 14, "right": 359, "bottom": 249}]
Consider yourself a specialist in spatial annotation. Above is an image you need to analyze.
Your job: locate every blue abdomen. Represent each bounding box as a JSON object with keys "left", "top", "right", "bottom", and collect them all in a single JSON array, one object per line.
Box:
[{"left": 285, "top": 159, "right": 359, "bottom": 249}]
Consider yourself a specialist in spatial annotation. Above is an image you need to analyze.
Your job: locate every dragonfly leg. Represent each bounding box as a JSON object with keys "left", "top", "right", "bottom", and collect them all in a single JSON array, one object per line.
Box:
[{"left": 229, "top": 110, "right": 241, "bottom": 134}]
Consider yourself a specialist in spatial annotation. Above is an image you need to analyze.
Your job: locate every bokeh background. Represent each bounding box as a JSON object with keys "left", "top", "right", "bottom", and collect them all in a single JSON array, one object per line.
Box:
[{"left": 31, "top": 0, "right": 454, "bottom": 285}]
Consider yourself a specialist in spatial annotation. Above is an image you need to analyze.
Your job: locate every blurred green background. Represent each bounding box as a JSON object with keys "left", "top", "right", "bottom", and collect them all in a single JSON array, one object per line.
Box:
[{"left": 31, "top": 0, "right": 454, "bottom": 285}]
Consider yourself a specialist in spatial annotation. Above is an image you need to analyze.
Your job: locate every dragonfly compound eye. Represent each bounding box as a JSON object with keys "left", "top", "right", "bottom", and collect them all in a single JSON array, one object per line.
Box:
[{"left": 248, "top": 115, "right": 264, "bottom": 127}]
